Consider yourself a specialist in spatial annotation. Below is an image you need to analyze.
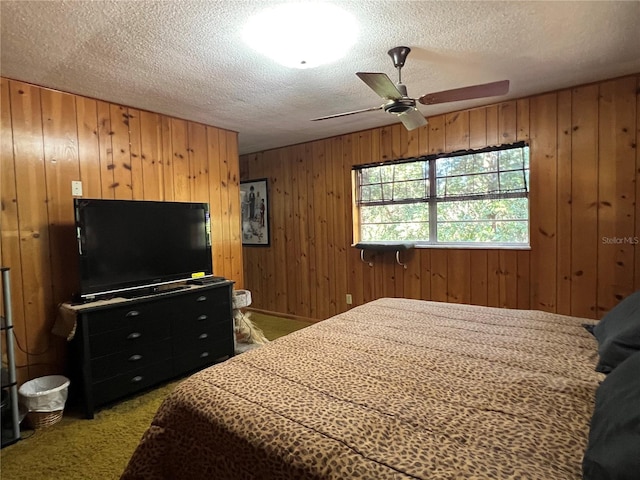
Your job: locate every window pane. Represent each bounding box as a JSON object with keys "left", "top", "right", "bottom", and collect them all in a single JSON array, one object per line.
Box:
[
  {"left": 394, "top": 179, "right": 428, "bottom": 200},
  {"left": 361, "top": 204, "right": 429, "bottom": 223},
  {"left": 438, "top": 220, "right": 528, "bottom": 243},
  {"left": 437, "top": 198, "right": 529, "bottom": 243},
  {"left": 361, "top": 221, "right": 429, "bottom": 242},
  {"left": 438, "top": 198, "right": 528, "bottom": 221},
  {"left": 360, "top": 204, "right": 429, "bottom": 242},
  {"left": 499, "top": 170, "right": 527, "bottom": 192},
  {"left": 361, "top": 168, "right": 380, "bottom": 185}
]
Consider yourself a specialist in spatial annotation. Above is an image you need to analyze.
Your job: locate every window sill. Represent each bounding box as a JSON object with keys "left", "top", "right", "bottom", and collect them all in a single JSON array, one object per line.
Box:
[{"left": 414, "top": 243, "right": 531, "bottom": 250}]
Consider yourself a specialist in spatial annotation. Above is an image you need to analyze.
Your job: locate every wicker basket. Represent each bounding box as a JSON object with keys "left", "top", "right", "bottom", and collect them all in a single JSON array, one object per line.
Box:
[{"left": 27, "top": 409, "right": 64, "bottom": 429}]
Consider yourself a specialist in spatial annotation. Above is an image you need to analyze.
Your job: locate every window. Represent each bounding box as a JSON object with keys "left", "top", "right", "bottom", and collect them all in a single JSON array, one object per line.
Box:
[{"left": 354, "top": 142, "right": 530, "bottom": 247}]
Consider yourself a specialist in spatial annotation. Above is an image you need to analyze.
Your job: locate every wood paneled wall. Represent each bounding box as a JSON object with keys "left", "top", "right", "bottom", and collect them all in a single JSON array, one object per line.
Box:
[
  {"left": 241, "top": 75, "right": 640, "bottom": 322},
  {"left": 0, "top": 78, "right": 243, "bottom": 382}
]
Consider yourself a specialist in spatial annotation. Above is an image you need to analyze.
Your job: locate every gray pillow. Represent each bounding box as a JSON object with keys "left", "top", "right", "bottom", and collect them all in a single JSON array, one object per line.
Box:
[
  {"left": 582, "top": 350, "right": 640, "bottom": 479},
  {"left": 593, "top": 290, "right": 640, "bottom": 373}
]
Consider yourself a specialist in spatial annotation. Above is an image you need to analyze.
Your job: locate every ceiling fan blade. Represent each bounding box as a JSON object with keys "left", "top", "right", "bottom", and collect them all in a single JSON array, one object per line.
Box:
[
  {"left": 398, "top": 108, "right": 428, "bottom": 131},
  {"left": 311, "top": 106, "right": 383, "bottom": 121},
  {"left": 356, "top": 72, "right": 403, "bottom": 100},
  {"left": 419, "top": 80, "right": 510, "bottom": 105}
]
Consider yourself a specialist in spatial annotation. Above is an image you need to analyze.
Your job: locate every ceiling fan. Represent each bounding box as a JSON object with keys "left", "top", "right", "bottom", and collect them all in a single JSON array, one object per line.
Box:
[{"left": 311, "top": 46, "right": 509, "bottom": 131}]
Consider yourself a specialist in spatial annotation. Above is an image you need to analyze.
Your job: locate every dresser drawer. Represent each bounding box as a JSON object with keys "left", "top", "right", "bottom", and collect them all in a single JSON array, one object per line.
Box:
[
  {"left": 177, "top": 288, "right": 230, "bottom": 315},
  {"left": 92, "top": 358, "right": 173, "bottom": 407},
  {"left": 88, "top": 318, "right": 170, "bottom": 358},
  {"left": 172, "top": 312, "right": 232, "bottom": 340},
  {"left": 85, "top": 299, "right": 173, "bottom": 336},
  {"left": 90, "top": 339, "right": 172, "bottom": 381},
  {"left": 173, "top": 337, "right": 233, "bottom": 376},
  {"left": 172, "top": 324, "right": 232, "bottom": 352}
]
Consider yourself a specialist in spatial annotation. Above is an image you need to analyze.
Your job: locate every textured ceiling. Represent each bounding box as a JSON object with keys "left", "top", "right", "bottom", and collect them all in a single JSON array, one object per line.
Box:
[{"left": 1, "top": 1, "right": 639, "bottom": 155}]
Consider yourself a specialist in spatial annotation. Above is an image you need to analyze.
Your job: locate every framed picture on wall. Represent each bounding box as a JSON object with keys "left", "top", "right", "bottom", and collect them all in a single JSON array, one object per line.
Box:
[{"left": 240, "top": 178, "right": 270, "bottom": 246}]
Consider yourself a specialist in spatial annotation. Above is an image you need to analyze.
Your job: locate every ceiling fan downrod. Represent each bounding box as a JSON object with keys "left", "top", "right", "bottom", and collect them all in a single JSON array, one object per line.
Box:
[{"left": 388, "top": 46, "right": 411, "bottom": 85}]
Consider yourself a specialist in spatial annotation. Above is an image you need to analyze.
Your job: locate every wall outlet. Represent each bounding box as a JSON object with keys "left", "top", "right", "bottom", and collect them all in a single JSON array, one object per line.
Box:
[
  {"left": 71, "top": 180, "right": 83, "bottom": 197},
  {"left": 346, "top": 293, "right": 353, "bottom": 305}
]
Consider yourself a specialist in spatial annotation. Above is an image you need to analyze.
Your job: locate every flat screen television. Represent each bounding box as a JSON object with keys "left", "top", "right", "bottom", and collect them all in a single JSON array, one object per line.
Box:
[{"left": 74, "top": 198, "right": 213, "bottom": 300}]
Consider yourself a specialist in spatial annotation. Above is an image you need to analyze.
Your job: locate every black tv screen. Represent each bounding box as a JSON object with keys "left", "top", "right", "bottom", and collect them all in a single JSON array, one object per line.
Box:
[{"left": 74, "top": 198, "right": 213, "bottom": 298}]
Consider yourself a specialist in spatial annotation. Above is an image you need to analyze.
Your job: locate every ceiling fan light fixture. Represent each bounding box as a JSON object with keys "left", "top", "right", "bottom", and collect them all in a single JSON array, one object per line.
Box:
[{"left": 242, "top": 3, "right": 358, "bottom": 69}]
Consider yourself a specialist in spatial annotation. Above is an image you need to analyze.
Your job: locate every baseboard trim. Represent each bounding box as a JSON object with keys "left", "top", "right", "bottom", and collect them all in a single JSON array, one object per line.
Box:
[{"left": 246, "top": 307, "right": 321, "bottom": 324}]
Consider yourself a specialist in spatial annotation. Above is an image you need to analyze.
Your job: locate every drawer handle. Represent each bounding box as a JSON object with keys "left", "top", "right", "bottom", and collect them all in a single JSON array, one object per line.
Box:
[
  {"left": 131, "top": 376, "right": 143, "bottom": 383},
  {"left": 125, "top": 310, "right": 140, "bottom": 317},
  {"left": 197, "top": 314, "right": 208, "bottom": 321},
  {"left": 127, "top": 332, "right": 142, "bottom": 340},
  {"left": 196, "top": 295, "right": 207, "bottom": 302},
  {"left": 200, "top": 351, "right": 210, "bottom": 358},
  {"left": 129, "top": 354, "right": 142, "bottom": 362},
  {"left": 198, "top": 333, "right": 208, "bottom": 339}
]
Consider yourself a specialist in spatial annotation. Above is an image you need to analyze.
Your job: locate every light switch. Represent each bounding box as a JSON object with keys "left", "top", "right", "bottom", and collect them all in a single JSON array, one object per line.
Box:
[{"left": 72, "top": 181, "right": 83, "bottom": 197}]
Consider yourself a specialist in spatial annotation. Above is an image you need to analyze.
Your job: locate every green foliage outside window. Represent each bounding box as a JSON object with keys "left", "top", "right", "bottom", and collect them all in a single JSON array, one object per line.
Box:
[{"left": 356, "top": 143, "right": 529, "bottom": 246}]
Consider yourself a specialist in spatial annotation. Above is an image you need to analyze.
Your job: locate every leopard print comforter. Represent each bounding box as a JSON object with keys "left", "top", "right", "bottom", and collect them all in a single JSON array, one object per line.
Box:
[{"left": 121, "top": 298, "right": 602, "bottom": 479}]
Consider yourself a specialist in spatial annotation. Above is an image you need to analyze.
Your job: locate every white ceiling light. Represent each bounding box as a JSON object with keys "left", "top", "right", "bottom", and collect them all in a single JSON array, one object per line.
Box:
[{"left": 242, "top": 3, "right": 358, "bottom": 69}]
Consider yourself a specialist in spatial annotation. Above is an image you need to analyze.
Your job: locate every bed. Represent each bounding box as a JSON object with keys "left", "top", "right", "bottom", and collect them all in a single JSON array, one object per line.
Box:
[{"left": 120, "top": 297, "right": 638, "bottom": 480}]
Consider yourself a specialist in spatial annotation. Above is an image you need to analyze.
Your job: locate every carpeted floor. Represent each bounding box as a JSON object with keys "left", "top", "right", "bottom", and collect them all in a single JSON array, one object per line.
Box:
[{"left": 0, "top": 312, "right": 312, "bottom": 480}]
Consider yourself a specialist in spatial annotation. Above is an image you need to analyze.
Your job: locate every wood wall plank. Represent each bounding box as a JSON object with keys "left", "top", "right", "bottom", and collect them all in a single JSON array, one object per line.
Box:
[
  {"left": 40, "top": 89, "right": 80, "bottom": 304},
  {"left": 499, "top": 251, "right": 518, "bottom": 308},
  {"left": 313, "top": 141, "right": 331, "bottom": 318},
  {"left": 571, "top": 85, "right": 600, "bottom": 318},
  {"left": 97, "top": 101, "right": 114, "bottom": 198},
  {"left": 428, "top": 115, "right": 445, "bottom": 154},
  {"left": 447, "top": 250, "right": 470, "bottom": 303},
  {"left": 445, "top": 111, "right": 470, "bottom": 152},
  {"left": 227, "top": 131, "right": 243, "bottom": 287},
  {"left": 486, "top": 105, "right": 499, "bottom": 146},
  {"left": 161, "top": 117, "right": 174, "bottom": 201},
  {"left": 290, "top": 146, "right": 305, "bottom": 314},
  {"left": 207, "top": 128, "right": 224, "bottom": 277},
  {"left": 556, "top": 90, "right": 573, "bottom": 315},
  {"left": 469, "top": 250, "right": 488, "bottom": 306},
  {"left": 188, "top": 122, "right": 209, "bottom": 203},
  {"left": 517, "top": 251, "right": 531, "bottom": 309},
  {"left": 486, "top": 250, "right": 501, "bottom": 307},
  {"left": 281, "top": 147, "right": 297, "bottom": 314},
  {"left": 110, "top": 104, "right": 132, "bottom": 199},
  {"left": 1, "top": 79, "right": 30, "bottom": 380},
  {"left": 469, "top": 108, "right": 487, "bottom": 149},
  {"left": 9, "top": 81, "right": 57, "bottom": 377},
  {"left": 529, "top": 93, "right": 558, "bottom": 311},
  {"left": 170, "top": 118, "right": 190, "bottom": 201},
  {"left": 270, "top": 148, "right": 287, "bottom": 313},
  {"left": 499, "top": 101, "right": 517, "bottom": 143},
  {"left": 597, "top": 77, "right": 636, "bottom": 314},
  {"left": 138, "top": 110, "right": 163, "bottom": 200},
  {"left": 75, "top": 97, "right": 102, "bottom": 198},
  {"left": 127, "top": 109, "right": 144, "bottom": 200},
  {"left": 295, "top": 144, "right": 311, "bottom": 316},
  {"left": 217, "top": 132, "right": 233, "bottom": 284},
  {"left": 430, "top": 251, "right": 447, "bottom": 301},
  {"left": 516, "top": 99, "right": 530, "bottom": 141}
]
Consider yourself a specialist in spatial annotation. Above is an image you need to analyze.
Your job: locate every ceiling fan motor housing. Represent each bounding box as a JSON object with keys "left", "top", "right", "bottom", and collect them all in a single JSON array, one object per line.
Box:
[{"left": 384, "top": 97, "right": 416, "bottom": 114}]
